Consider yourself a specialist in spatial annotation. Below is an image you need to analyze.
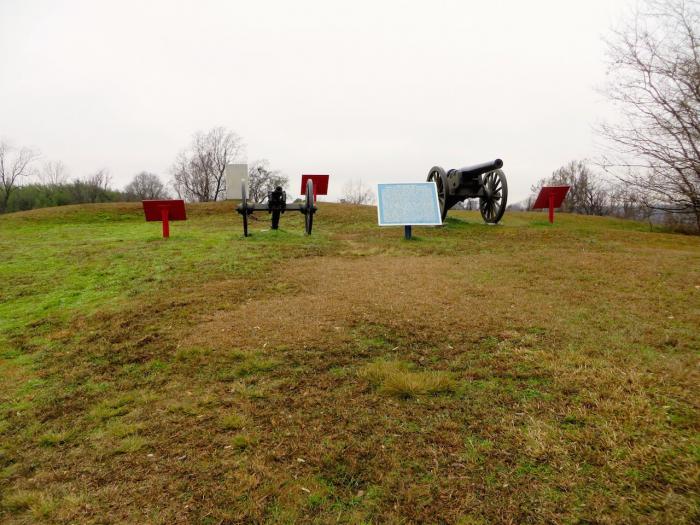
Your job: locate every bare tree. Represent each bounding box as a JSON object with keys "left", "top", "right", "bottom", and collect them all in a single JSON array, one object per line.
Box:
[
  {"left": 171, "top": 127, "right": 244, "bottom": 202},
  {"left": 341, "top": 178, "right": 375, "bottom": 205},
  {"left": 608, "top": 183, "right": 640, "bottom": 219},
  {"left": 40, "top": 160, "right": 69, "bottom": 186},
  {"left": 531, "top": 160, "right": 610, "bottom": 215},
  {"left": 0, "top": 141, "right": 40, "bottom": 212},
  {"left": 247, "top": 159, "right": 288, "bottom": 202},
  {"left": 79, "top": 168, "right": 113, "bottom": 203},
  {"left": 599, "top": 0, "right": 700, "bottom": 232},
  {"left": 125, "top": 172, "right": 168, "bottom": 200}
]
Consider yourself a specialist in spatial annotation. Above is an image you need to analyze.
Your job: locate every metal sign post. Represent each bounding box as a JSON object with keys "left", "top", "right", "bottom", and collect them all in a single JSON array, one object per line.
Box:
[
  {"left": 160, "top": 206, "right": 170, "bottom": 238},
  {"left": 142, "top": 200, "right": 187, "bottom": 238},
  {"left": 532, "top": 186, "right": 570, "bottom": 223}
]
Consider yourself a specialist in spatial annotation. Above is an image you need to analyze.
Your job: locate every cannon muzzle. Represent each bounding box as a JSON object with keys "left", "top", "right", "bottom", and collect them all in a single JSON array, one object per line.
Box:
[{"left": 455, "top": 158, "right": 503, "bottom": 179}]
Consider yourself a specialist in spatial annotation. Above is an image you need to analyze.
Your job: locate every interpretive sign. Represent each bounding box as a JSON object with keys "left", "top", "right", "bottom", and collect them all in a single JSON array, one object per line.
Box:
[
  {"left": 225, "top": 164, "right": 249, "bottom": 200},
  {"left": 533, "top": 185, "right": 570, "bottom": 223},
  {"left": 377, "top": 182, "right": 442, "bottom": 226},
  {"left": 142, "top": 200, "right": 187, "bottom": 238},
  {"left": 300, "top": 174, "right": 329, "bottom": 202}
]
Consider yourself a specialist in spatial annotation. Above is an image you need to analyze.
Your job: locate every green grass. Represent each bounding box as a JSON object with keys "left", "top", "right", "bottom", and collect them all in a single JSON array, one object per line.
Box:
[{"left": 0, "top": 201, "right": 698, "bottom": 523}]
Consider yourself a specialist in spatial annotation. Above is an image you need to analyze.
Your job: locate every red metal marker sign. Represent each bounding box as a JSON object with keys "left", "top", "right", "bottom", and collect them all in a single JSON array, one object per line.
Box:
[
  {"left": 533, "top": 186, "right": 570, "bottom": 223},
  {"left": 142, "top": 200, "right": 187, "bottom": 238},
  {"left": 300, "top": 174, "right": 329, "bottom": 202}
]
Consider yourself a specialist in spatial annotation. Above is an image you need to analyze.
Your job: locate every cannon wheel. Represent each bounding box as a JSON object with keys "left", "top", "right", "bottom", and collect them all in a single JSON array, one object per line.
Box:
[
  {"left": 304, "top": 179, "right": 314, "bottom": 235},
  {"left": 479, "top": 169, "right": 508, "bottom": 224},
  {"left": 427, "top": 166, "right": 448, "bottom": 221},
  {"left": 241, "top": 182, "right": 249, "bottom": 237}
]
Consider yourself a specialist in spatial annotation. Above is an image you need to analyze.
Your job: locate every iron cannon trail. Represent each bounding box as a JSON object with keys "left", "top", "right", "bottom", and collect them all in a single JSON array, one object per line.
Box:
[{"left": 427, "top": 158, "right": 508, "bottom": 223}]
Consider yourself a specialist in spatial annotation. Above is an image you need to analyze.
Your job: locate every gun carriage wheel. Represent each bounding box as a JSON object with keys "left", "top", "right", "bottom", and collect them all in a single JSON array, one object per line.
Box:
[
  {"left": 304, "top": 179, "right": 315, "bottom": 235},
  {"left": 427, "top": 166, "right": 449, "bottom": 221},
  {"left": 479, "top": 169, "right": 508, "bottom": 224},
  {"left": 240, "top": 182, "right": 249, "bottom": 237}
]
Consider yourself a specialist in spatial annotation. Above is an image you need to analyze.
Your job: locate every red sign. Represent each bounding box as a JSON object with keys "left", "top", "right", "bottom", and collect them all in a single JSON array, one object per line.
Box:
[
  {"left": 532, "top": 186, "right": 570, "bottom": 223},
  {"left": 142, "top": 200, "right": 187, "bottom": 238},
  {"left": 301, "top": 174, "right": 329, "bottom": 202}
]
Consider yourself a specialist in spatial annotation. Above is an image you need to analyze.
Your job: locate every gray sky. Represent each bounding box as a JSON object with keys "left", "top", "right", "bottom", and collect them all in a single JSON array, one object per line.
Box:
[{"left": 0, "top": 0, "right": 627, "bottom": 203}]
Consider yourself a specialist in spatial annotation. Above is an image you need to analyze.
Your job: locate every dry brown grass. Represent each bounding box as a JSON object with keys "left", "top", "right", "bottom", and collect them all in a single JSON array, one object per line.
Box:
[{"left": 0, "top": 202, "right": 698, "bottom": 523}]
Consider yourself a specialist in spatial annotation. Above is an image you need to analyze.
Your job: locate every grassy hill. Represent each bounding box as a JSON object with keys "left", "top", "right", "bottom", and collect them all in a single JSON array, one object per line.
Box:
[{"left": 1, "top": 202, "right": 698, "bottom": 524}]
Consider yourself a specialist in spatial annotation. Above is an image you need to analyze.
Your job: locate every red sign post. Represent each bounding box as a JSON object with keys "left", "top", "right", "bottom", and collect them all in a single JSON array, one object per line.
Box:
[
  {"left": 532, "top": 186, "right": 570, "bottom": 224},
  {"left": 300, "top": 174, "right": 329, "bottom": 203},
  {"left": 142, "top": 200, "right": 187, "bottom": 238}
]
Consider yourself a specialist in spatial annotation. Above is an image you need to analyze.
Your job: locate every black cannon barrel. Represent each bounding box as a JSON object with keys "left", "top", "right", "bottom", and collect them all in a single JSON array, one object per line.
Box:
[{"left": 455, "top": 158, "right": 503, "bottom": 178}]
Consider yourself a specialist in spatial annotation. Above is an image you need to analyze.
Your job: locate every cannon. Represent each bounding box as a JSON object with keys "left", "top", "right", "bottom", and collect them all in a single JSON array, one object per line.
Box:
[
  {"left": 236, "top": 179, "right": 317, "bottom": 237},
  {"left": 427, "top": 159, "right": 508, "bottom": 223}
]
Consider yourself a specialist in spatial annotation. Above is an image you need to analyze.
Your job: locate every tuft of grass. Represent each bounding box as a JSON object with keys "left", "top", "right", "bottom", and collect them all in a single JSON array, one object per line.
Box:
[
  {"left": 2, "top": 490, "right": 36, "bottom": 512},
  {"left": 0, "top": 463, "right": 21, "bottom": 480},
  {"left": 2, "top": 490, "right": 57, "bottom": 518},
  {"left": 359, "top": 360, "right": 456, "bottom": 398},
  {"left": 104, "top": 421, "right": 142, "bottom": 439},
  {"left": 174, "top": 346, "right": 209, "bottom": 363},
  {"left": 217, "top": 355, "right": 278, "bottom": 381},
  {"left": 233, "top": 356, "right": 278, "bottom": 378},
  {"left": 29, "top": 494, "right": 59, "bottom": 520},
  {"left": 463, "top": 436, "right": 494, "bottom": 464},
  {"left": 89, "top": 394, "right": 136, "bottom": 420},
  {"left": 38, "top": 430, "right": 72, "bottom": 447},
  {"left": 111, "top": 436, "right": 148, "bottom": 455},
  {"left": 231, "top": 433, "right": 257, "bottom": 450},
  {"left": 221, "top": 414, "right": 248, "bottom": 431},
  {"left": 166, "top": 400, "right": 200, "bottom": 416}
]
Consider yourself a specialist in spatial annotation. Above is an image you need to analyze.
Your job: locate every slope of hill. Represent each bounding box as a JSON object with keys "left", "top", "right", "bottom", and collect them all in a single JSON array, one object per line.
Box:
[{"left": 1, "top": 202, "right": 698, "bottom": 523}]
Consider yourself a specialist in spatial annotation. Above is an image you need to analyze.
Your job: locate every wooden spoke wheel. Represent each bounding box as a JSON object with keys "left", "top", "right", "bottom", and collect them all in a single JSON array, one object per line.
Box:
[
  {"left": 427, "top": 166, "right": 448, "bottom": 221},
  {"left": 304, "top": 179, "right": 314, "bottom": 235},
  {"left": 241, "top": 182, "right": 249, "bottom": 237},
  {"left": 479, "top": 169, "right": 508, "bottom": 224}
]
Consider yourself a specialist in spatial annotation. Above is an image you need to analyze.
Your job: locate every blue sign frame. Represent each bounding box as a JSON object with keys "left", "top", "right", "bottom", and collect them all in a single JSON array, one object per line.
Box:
[{"left": 377, "top": 182, "right": 443, "bottom": 226}]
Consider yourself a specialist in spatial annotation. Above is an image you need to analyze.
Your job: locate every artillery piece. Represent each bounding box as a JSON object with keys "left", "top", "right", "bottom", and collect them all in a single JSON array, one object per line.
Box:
[
  {"left": 427, "top": 159, "right": 508, "bottom": 223},
  {"left": 236, "top": 179, "right": 317, "bottom": 237}
]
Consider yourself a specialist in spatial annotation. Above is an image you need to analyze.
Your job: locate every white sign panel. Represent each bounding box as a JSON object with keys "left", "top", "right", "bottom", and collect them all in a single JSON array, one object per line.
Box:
[
  {"left": 377, "top": 182, "right": 443, "bottom": 226},
  {"left": 225, "top": 164, "right": 248, "bottom": 200}
]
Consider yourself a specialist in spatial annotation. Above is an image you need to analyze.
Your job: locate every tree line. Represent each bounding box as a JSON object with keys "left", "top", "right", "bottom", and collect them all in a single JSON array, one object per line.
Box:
[
  {"left": 0, "top": 148, "right": 170, "bottom": 214},
  {"left": 0, "top": 127, "right": 286, "bottom": 214},
  {"left": 512, "top": 160, "right": 657, "bottom": 226}
]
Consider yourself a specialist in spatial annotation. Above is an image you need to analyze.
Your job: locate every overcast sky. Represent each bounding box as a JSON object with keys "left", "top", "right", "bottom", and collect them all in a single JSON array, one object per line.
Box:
[{"left": 0, "top": 0, "right": 628, "bottom": 202}]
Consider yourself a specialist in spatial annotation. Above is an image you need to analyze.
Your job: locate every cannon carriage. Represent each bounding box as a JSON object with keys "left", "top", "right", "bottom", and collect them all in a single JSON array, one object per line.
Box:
[
  {"left": 427, "top": 158, "right": 508, "bottom": 223},
  {"left": 236, "top": 179, "right": 317, "bottom": 237}
]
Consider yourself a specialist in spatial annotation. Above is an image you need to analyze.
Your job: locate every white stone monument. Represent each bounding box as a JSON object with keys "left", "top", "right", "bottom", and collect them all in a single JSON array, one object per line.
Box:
[{"left": 225, "top": 164, "right": 248, "bottom": 199}]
